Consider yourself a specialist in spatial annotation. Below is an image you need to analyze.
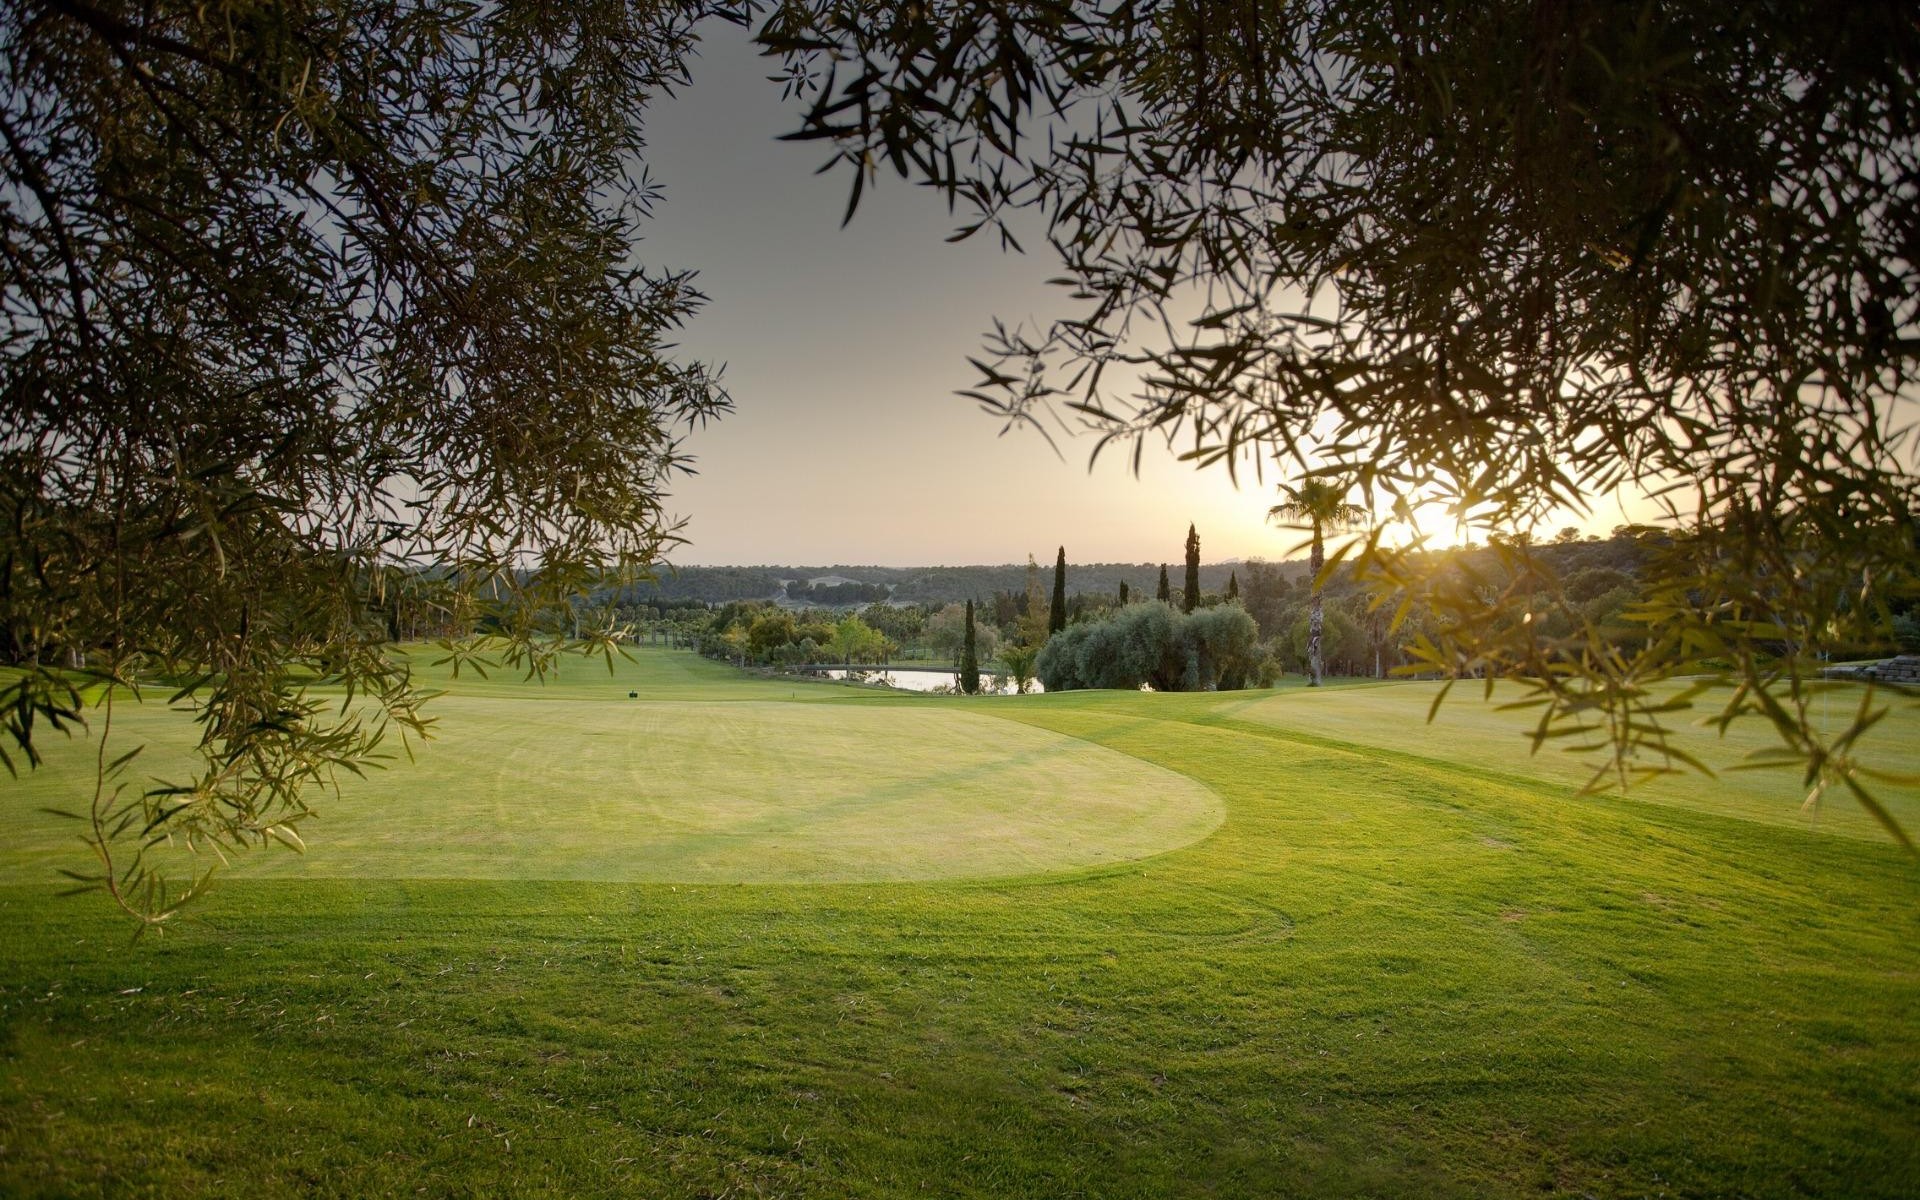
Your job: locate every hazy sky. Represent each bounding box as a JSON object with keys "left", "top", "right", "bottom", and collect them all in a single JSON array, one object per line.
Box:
[{"left": 639, "top": 26, "right": 1637, "bottom": 568}]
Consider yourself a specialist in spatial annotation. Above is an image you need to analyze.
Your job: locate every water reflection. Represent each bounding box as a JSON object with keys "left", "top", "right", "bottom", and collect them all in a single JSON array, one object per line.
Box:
[{"left": 816, "top": 667, "right": 1044, "bottom": 696}]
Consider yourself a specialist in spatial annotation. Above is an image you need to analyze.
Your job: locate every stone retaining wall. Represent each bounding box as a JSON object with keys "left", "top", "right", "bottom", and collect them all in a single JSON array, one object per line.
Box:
[{"left": 1821, "top": 655, "right": 1920, "bottom": 684}]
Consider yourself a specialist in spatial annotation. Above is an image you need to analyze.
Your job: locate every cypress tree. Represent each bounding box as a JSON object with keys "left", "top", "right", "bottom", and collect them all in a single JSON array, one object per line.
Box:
[
  {"left": 1049, "top": 546, "right": 1068, "bottom": 634},
  {"left": 1183, "top": 523, "right": 1201, "bottom": 613},
  {"left": 1021, "top": 553, "right": 1047, "bottom": 645},
  {"left": 960, "top": 599, "right": 981, "bottom": 694},
  {"left": 1118, "top": 580, "right": 1130, "bottom": 605},
  {"left": 1226, "top": 571, "right": 1239, "bottom": 602},
  {"left": 1156, "top": 564, "right": 1170, "bottom": 603}
]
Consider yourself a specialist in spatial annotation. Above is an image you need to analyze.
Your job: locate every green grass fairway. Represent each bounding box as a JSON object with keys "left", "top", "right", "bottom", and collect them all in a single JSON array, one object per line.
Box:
[
  {"left": 1223, "top": 679, "right": 1920, "bottom": 840},
  {"left": 2, "top": 648, "right": 1916, "bottom": 1198}
]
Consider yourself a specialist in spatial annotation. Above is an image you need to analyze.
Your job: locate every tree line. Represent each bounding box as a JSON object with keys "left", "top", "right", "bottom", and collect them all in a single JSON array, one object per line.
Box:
[
  {"left": 609, "top": 561, "right": 1282, "bottom": 609},
  {"left": 623, "top": 522, "right": 1913, "bottom": 694}
]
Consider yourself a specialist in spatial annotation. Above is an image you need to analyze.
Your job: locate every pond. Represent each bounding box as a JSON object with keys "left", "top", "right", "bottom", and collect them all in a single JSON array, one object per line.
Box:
[{"left": 816, "top": 667, "right": 1045, "bottom": 696}]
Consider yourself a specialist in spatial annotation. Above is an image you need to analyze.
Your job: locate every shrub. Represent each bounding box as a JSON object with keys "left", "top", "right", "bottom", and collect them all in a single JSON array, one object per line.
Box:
[
  {"left": 1252, "top": 643, "right": 1285, "bottom": 688},
  {"left": 1035, "top": 622, "right": 1093, "bottom": 691},
  {"left": 1895, "top": 613, "right": 1920, "bottom": 655},
  {"left": 1037, "top": 601, "right": 1260, "bottom": 691},
  {"left": 1183, "top": 605, "right": 1261, "bottom": 690}
]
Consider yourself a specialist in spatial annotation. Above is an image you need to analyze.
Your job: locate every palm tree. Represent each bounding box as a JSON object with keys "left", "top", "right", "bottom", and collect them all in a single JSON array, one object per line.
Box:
[{"left": 1268, "top": 480, "right": 1369, "bottom": 687}]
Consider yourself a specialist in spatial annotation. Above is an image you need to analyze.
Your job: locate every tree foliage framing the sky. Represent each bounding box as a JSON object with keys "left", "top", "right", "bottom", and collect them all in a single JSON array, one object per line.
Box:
[
  {"left": 759, "top": 0, "right": 1920, "bottom": 841},
  {"left": 1, "top": 0, "right": 748, "bottom": 922}
]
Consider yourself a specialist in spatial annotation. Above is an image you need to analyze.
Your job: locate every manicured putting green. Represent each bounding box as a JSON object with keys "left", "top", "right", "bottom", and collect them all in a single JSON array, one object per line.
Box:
[{"left": 0, "top": 691, "right": 1222, "bottom": 884}]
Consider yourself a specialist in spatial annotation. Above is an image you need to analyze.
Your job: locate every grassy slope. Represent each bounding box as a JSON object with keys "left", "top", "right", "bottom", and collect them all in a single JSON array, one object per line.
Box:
[
  {"left": 1224, "top": 679, "right": 1920, "bottom": 841},
  {"left": 1, "top": 649, "right": 1916, "bottom": 1198}
]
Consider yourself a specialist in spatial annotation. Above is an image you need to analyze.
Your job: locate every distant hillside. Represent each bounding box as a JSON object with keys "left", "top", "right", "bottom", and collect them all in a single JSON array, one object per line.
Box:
[{"left": 615, "top": 560, "right": 1309, "bottom": 607}]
